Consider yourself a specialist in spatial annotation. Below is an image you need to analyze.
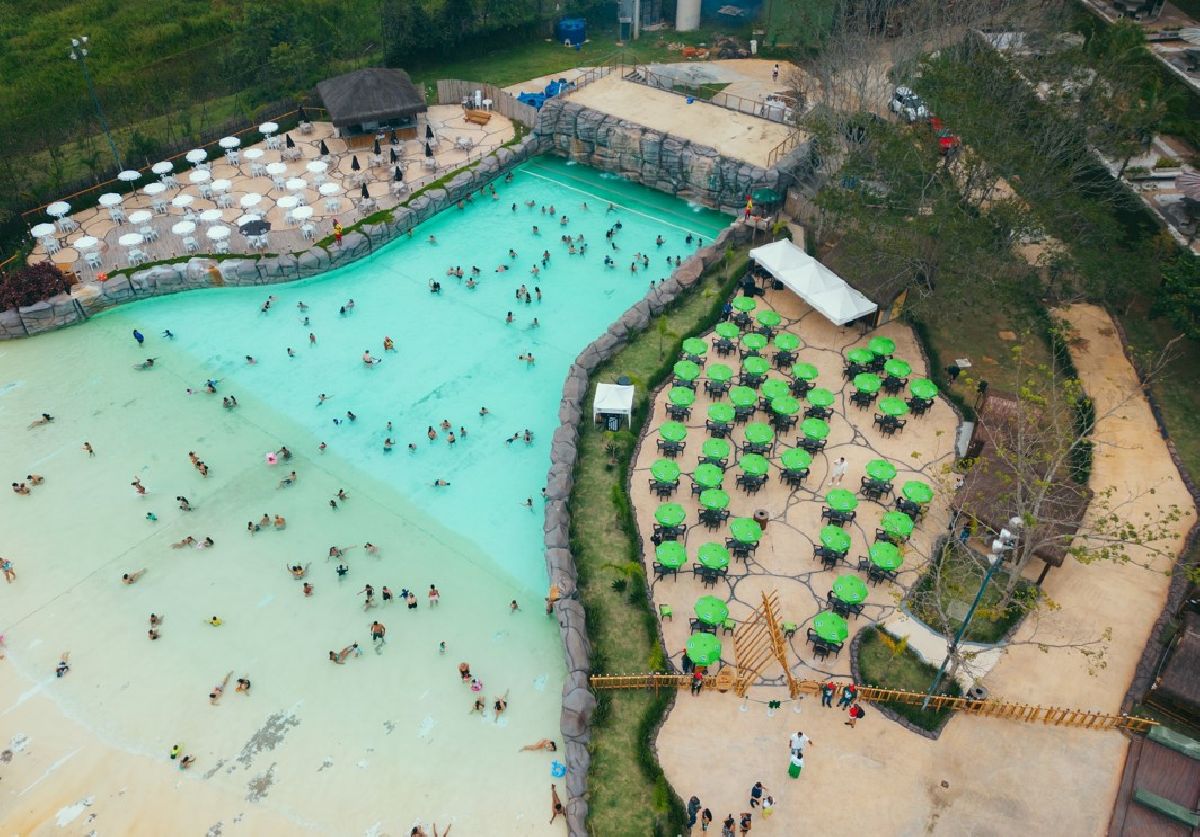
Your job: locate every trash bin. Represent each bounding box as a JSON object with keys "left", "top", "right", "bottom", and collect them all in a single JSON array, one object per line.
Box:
[
  {"left": 606, "top": 414, "right": 621, "bottom": 432},
  {"left": 754, "top": 508, "right": 770, "bottom": 532},
  {"left": 966, "top": 686, "right": 988, "bottom": 702}
]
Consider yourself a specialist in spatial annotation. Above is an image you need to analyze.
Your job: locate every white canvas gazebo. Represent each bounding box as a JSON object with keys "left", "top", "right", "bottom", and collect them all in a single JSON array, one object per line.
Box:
[
  {"left": 593, "top": 383, "right": 635, "bottom": 428},
  {"left": 749, "top": 239, "right": 877, "bottom": 326}
]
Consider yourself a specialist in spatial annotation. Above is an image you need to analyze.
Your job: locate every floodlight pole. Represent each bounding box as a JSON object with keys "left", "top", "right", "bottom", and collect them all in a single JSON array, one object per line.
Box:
[{"left": 70, "top": 36, "right": 123, "bottom": 171}]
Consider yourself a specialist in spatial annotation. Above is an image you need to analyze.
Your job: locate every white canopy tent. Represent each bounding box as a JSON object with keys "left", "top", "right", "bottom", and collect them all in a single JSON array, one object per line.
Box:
[
  {"left": 749, "top": 239, "right": 878, "bottom": 326},
  {"left": 593, "top": 383, "right": 635, "bottom": 428}
]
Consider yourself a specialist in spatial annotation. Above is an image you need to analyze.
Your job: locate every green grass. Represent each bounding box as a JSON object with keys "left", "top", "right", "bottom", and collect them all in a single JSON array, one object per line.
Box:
[
  {"left": 571, "top": 247, "right": 746, "bottom": 835},
  {"left": 908, "top": 542, "right": 1035, "bottom": 644},
  {"left": 855, "top": 626, "right": 962, "bottom": 732}
]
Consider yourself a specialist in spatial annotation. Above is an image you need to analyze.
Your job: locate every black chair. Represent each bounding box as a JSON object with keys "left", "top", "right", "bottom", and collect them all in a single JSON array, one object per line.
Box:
[
  {"left": 790, "top": 378, "right": 813, "bottom": 397},
  {"left": 714, "top": 339, "right": 736, "bottom": 357},
  {"left": 705, "top": 380, "right": 730, "bottom": 398},
  {"left": 672, "top": 376, "right": 697, "bottom": 390},
  {"left": 699, "top": 508, "right": 730, "bottom": 530},
  {"left": 771, "top": 413, "right": 798, "bottom": 433},
  {"left": 689, "top": 618, "right": 717, "bottom": 635},
  {"left": 656, "top": 439, "right": 685, "bottom": 457},
  {"left": 774, "top": 350, "right": 796, "bottom": 369},
  {"left": 873, "top": 414, "right": 893, "bottom": 433},
  {"left": 734, "top": 405, "right": 755, "bottom": 424},
  {"left": 908, "top": 397, "right": 932, "bottom": 417},
  {"left": 820, "top": 549, "right": 841, "bottom": 571},
  {"left": 826, "top": 641, "right": 843, "bottom": 659},
  {"left": 650, "top": 480, "right": 678, "bottom": 498},
  {"left": 828, "top": 592, "right": 852, "bottom": 618},
  {"left": 781, "top": 467, "right": 809, "bottom": 487},
  {"left": 741, "top": 441, "right": 771, "bottom": 456},
  {"left": 706, "top": 420, "right": 731, "bottom": 439},
  {"left": 850, "top": 390, "right": 876, "bottom": 410},
  {"left": 666, "top": 403, "right": 691, "bottom": 421},
  {"left": 859, "top": 477, "right": 884, "bottom": 502},
  {"left": 725, "top": 538, "right": 756, "bottom": 561},
  {"left": 653, "top": 562, "right": 678, "bottom": 581},
  {"left": 882, "top": 375, "right": 906, "bottom": 395},
  {"left": 690, "top": 481, "right": 705, "bottom": 497},
  {"left": 867, "top": 356, "right": 886, "bottom": 374},
  {"left": 699, "top": 567, "right": 722, "bottom": 589},
  {"left": 865, "top": 564, "right": 897, "bottom": 586},
  {"left": 812, "top": 642, "right": 831, "bottom": 661},
  {"left": 739, "top": 346, "right": 763, "bottom": 360},
  {"left": 805, "top": 627, "right": 820, "bottom": 647},
  {"left": 843, "top": 363, "right": 866, "bottom": 381},
  {"left": 699, "top": 455, "right": 728, "bottom": 470},
  {"left": 732, "top": 312, "right": 752, "bottom": 328},
  {"left": 739, "top": 373, "right": 766, "bottom": 389},
  {"left": 799, "top": 437, "right": 827, "bottom": 453},
  {"left": 896, "top": 497, "right": 924, "bottom": 520},
  {"left": 805, "top": 405, "right": 833, "bottom": 421}
]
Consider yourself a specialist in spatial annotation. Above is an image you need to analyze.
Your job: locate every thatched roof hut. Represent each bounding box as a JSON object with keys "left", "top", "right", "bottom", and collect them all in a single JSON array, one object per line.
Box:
[{"left": 316, "top": 68, "right": 427, "bottom": 137}]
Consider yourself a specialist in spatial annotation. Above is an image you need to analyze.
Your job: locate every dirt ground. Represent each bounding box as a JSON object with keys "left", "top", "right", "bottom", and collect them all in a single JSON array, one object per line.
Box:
[{"left": 646, "top": 299, "right": 1194, "bottom": 835}]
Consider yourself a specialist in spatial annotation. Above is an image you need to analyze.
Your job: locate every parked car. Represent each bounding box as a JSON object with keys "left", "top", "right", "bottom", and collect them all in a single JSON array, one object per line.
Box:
[{"left": 889, "top": 85, "right": 930, "bottom": 122}]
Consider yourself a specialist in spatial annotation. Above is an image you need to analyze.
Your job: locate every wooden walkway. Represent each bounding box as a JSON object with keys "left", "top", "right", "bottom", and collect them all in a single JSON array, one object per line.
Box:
[{"left": 1109, "top": 733, "right": 1200, "bottom": 836}]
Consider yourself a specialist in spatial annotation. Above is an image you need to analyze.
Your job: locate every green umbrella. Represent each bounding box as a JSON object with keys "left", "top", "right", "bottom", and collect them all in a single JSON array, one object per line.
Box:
[
  {"left": 729, "top": 386, "right": 757, "bottom": 408},
  {"left": 693, "top": 464, "right": 724, "bottom": 489},
  {"left": 813, "top": 611, "right": 849, "bottom": 643},
  {"left": 820, "top": 525, "right": 852, "bottom": 553},
  {"left": 901, "top": 480, "right": 933, "bottom": 505},
  {"left": 729, "top": 517, "right": 763, "bottom": 543},
  {"left": 697, "top": 542, "right": 731, "bottom": 569},
  {"left": 752, "top": 187, "right": 781, "bottom": 203},
  {"left": 878, "top": 397, "right": 909, "bottom": 417},
  {"left": 681, "top": 337, "right": 709, "bottom": 357},
  {"left": 884, "top": 358, "right": 912, "bottom": 378},
  {"left": 832, "top": 574, "right": 869, "bottom": 604},
  {"left": 824, "top": 488, "right": 858, "bottom": 512},
  {"left": 694, "top": 595, "right": 729, "bottom": 626},
  {"left": 910, "top": 378, "right": 939, "bottom": 400},
  {"left": 756, "top": 310, "right": 782, "bottom": 329},
  {"left": 743, "top": 356, "right": 770, "bottom": 377},
  {"left": 881, "top": 511, "right": 914, "bottom": 539},
  {"left": 701, "top": 438, "right": 731, "bottom": 460},
  {"left": 865, "top": 459, "right": 897, "bottom": 481},
  {"left": 659, "top": 421, "right": 688, "bottom": 443},
  {"left": 774, "top": 333, "right": 800, "bottom": 352},
  {"left": 771, "top": 396, "right": 800, "bottom": 416},
  {"left": 868, "top": 336, "right": 896, "bottom": 357},
  {"left": 742, "top": 333, "right": 768, "bottom": 352},
  {"left": 731, "top": 296, "right": 757, "bottom": 313},
  {"left": 801, "top": 418, "right": 830, "bottom": 440},
  {"left": 780, "top": 448, "right": 813, "bottom": 470},
  {"left": 743, "top": 423, "right": 774, "bottom": 445},
  {"left": 708, "top": 363, "right": 733, "bottom": 383},
  {"left": 699, "top": 489, "right": 730, "bottom": 511},
  {"left": 673, "top": 360, "right": 701, "bottom": 381},
  {"left": 869, "top": 540, "right": 902, "bottom": 571},
  {"left": 715, "top": 322, "right": 740, "bottom": 340},
  {"left": 655, "top": 502, "right": 686, "bottom": 527},
  {"left": 790, "top": 362, "right": 819, "bottom": 381},
  {"left": 656, "top": 541, "right": 687, "bottom": 569},
  {"left": 707, "top": 403, "right": 735, "bottom": 423},
  {"left": 651, "top": 459, "right": 681, "bottom": 483},
  {"left": 761, "top": 379, "right": 790, "bottom": 401},
  {"left": 686, "top": 632, "right": 723, "bottom": 666},
  {"left": 738, "top": 453, "right": 770, "bottom": 477},
  {"left": 669, "top": 387, "right": 696, "bottom": 407},
  {"left": 806, "top": 387, "right": 835, "bottom": 408},
  {"left": 847, "top": 347, "right": 875, "bottom": 365},
  {"left": 853, "top": 373, "right": 881, "bottom": 394}
]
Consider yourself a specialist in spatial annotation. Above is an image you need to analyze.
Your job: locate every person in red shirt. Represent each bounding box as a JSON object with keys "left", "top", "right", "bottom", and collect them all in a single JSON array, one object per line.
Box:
[
  {"left": 846, "top": 702, "right": 866, "bottom": 728},
  {"left": 837, "top": 682, "right": 858, "bottom": 708},
  {"left": 821, "top": 680, "right": 836, "bottom": 707}
]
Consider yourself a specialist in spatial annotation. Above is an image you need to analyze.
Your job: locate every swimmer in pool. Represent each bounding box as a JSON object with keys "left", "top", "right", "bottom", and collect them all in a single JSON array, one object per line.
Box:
[
  {"left": 29, "top": 413, "right": 55, "bottom": 427},
  {"left": 122, "top": 568, "right": 147, "bottom": 584}
]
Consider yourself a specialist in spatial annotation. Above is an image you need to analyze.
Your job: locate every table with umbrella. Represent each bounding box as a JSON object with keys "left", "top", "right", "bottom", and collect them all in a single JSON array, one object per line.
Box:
[
  {"left": 713, "top": 321, "right": 740, "bottom": 355},
  {"left": 830, "top": 574, "right": 869, "bottom": 618},
  {"left": 693, "top": 595, "right": 729, "bottom": 633},
  {"left": 878, "top": 511, "right": 914, "bottom": 543},
  {"left": 657, "top": 421, "right": 688, "bottom": 458},
  {"left": 680, "top": 336, "right": 708, "bottom": 363},
  {"left": 672, "top": 359, "right": 701, "bottom": 390},
  {"left": 728, "top": 518, "right": 763, "bottom": 558},
  {"left": 654, "top": 541, "right": 687, "bottom": 578},
  {"left": 653, "top": 502, "right": 686, "bottom": 541},
  {"left": 241, "top": 218, "right": 271, "bottom": 249},
  {"left": 897, "top": 480, "right": 933, "bottom": 519},
  {"left": 823, "top": 488, "right": 858, "bottom": 526},
  {"left": 772, "top": 332, "right": 800, "bottom": 367},
  {"left": 728, "top": 385, "right": 757, "bottom": 425},
  {"left": 260, "top": 121, "right": 280, "bottom": 149},
  {"left": 117, "top": 169, "right": 141, "bottom": 190},
  {"left": 686, "top": 632, "right": 722, "bottom": 666},
  {"left": 186, "top": 148, "right": 208, "bottom": 166},
  {"left": 666, "top": 385, "right": 695, "bottom": 420},
  {"left": 820, "top": 524, "right": 852, "bottom": 557},
  {"left": 909, "top": 377, "right": 939, "bottom": 415},
  {"left": 650, "top": 459, "right": 681, "bottom": 499},
  {"left": 880, "top": 358, "right": 912, "bottom": 395},
  {"left": 706, "top": 402, "right": 735, "bottom": 438},
  {"left": 769, "top": 395, "right": 800, "bottom": 430},
  {"left": 199, "top": 208, "right": 224, "bottom": 225},
  {"left": 695, "top": 541, "right": 730, "bottom": 586},
  {"left": 704, "top": 362, "right": 733, "bottom": 398},
  {"left": 31, "top": 222, "right": 57, "bottom": 247},
  {"left": 875, "top": 397, "right": 910, "bottom": 435},
  {"left": 293, "top": 206, "right": 315, "bottom": 234},
  {"left": 789, "top": 361, "right": 818, "bottom": 396},
  {"left": 171, "top": 194, "right": 195, "bottom": 211},
  {"left": 144, "top": 181, "right": 168, "bottom": 214},
  {"left": 700, "top": 438, "right": 731, "bottom": 469},
  {"left": 171, "top": 220, "right": 196, "bottom": 250},
  {"left": 811, "top": 611, "right": 849, "bottom": 650},
  {"left": 741, "top": 421, "right": 774, "bottom": 455},
  {"left": 799, "top": 417, "right": 829, "bottom": 451},
  {"left": 862, "top": 458, "right": 897, "bottom": 499},
  {"left": 699, "top": 485, "right": 731, "bottom": 528},
  {"left": 741, "top": 331, "right": 768, "bottom": 359},
  {"left": 118, "top": 232, "right": 146, "bottom": 265},
  {"left": 266, "top": 162, "right": 288, "bottom": 184},
  {"left": 804, "top": 386, "right": 835, "bottom": 420},
  {"left": 740, "top": 356, "right": 770, "bottom": 390},
  {"left": 866, "top": 541, "right": 903, "bottom": 584},
  {"left": 693, "top": 463, "right": 725, "bottom": 492},
  {"left": 206, "top": 224, "right": 231, "bottom": 253},
  {"left": 152, "top": 160, "right": 174, "bottom": 183},
  {"left": 219, "top": 136, "right": 241, "bottom": 164},
  {"left": 760, "top": 378, "right": 789, "bottom": 403},
  {"left": 780, "top": 447, "right": 812, "bottom": 487},
  {"left": 730, "top": 296, "right": 757, "bottom": 326},
  {"left": 755, "top": 308, "right": 782, "bottom": 335},
  {"left": 735, "top": 453, "right": 769, "bottom": 492}
]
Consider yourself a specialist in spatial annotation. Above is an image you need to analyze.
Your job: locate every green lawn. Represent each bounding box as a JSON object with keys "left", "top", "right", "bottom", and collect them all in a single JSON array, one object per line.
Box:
[
  {"left": 571, "top": 248, "right": 746, "bottom": 835},
  {"left": 855, "top": 625, "right": 962, "bottom": 732}
]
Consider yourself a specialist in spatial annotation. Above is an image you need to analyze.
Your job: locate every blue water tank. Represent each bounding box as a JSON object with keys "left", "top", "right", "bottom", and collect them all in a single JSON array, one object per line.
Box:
[{"left": 556, "top": 18, "right": 587, "bottom": 46}]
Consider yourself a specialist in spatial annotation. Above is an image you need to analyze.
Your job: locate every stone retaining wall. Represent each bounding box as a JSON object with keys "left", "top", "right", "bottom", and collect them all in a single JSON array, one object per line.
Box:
[
  {"left": 535, "top": 98, "right": 801, "bottom": 215},
  {"left": 0, "top": 134, "right": 549, "bottom": 340},
  {"left": 543, "top": 220, "right": 752, "bottom": 835}
]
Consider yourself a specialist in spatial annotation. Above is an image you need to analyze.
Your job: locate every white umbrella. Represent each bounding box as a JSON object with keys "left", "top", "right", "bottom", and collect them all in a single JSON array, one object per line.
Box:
[
  {"left": 144, "top": 182, "right": 167, "bottom": 196},
  {"left": 1178, "top": 170, "right": 1200, "bottom": 201},
  {"left": 219, "top": 136, "right": 241, "bottom": 149},
  {"left": 1181, "top": 28, "right": 1200, "bottom": 45},
  {"left": 46, "top": 201, "right": 71, "bottom": 217},
  {"left": 319, "top": 183, "right": 340, "bottom": 196},
  {"left": 277, "top": 195, "right": 299, "bottom": 209},
  {"left": 207, "top": 225, "right": 231, "bottom": 240},
  {"left": 235, "top": 214, "right": 261, "bottom": 226},
  {"left": 118, "top": 233, "right": 144, "bottom": 247},
  {"left": 186, "top": 149, "right": 207, "bottom": 164},
  {"left": 31, "top": 223, "right": 57, "bottom": 238},
  {"left": 74, "top": 235, "right": 100, "bottom": 250},
  {"left": 259, "top": 121, "right": 279, "bottom": 135},
  {"left": 152, "top": 161, "right": 173, "bottom": 175},
  {"left": 244, "top": 148, "right": 265, "bottom": 161},
  {"left": 128, "top": 210, "right": 153, "bottom": 225},
  {"left": 211, "top": 179, "right": 233, "bottom": 192},
  {"left": 286, "top": 178, "right": 307, "bottom": 191},
  {"left": 266, "top": 162, "right": 287, "bottom": 176},
  {"left": 292, "top": 206, "right": 314, "bottom": 221},
  {"left": 199, "top": 209, "right": 223, "bottom": 223},
  {"left": 307, "top": 160, "right": 328, "bottom": 175},
  {"left": 171, "top": 221, "right": 196, "bottom": 236},
  {"left": 240, "top": 193, "right": 263, "bottom": 209},
  {"left": 171, "top": 194, "right": 195, "bottom": 209},
  {"left": 189, "top": 170, "right": 211, "bottom": 184},
  {"left": 98, "top": 193, "right": 122, "bottom": 207},
  {"left": 117, "top": 170, "right": 141, "bottom": 182}
]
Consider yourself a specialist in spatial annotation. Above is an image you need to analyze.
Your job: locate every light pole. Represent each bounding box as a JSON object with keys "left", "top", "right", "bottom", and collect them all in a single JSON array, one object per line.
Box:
[{"left": 69, "top": 36, "right": 123, "bottom": 171}]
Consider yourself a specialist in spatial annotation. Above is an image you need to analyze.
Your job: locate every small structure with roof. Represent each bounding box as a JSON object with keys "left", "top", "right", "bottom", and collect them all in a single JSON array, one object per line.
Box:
[
  {"left": 593, "top": 382, "right": 635, "bottom": 430},
  {"left": 748, "top": 239, "right": 877, "bottom": 327},
  {"left": 316, "top": 68, "right": 428, "bottom": 140}
]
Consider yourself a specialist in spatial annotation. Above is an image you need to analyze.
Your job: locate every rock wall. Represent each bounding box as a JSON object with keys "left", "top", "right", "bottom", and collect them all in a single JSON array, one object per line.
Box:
[
  {"left": 543, "top": 219, "right": 753, "bottom": 836},
  {"left": 0, "top": 134, "right": 548, "bottom": 341},
  {"left": 535, "top": 98, "right": 796, "bottom": 215}
]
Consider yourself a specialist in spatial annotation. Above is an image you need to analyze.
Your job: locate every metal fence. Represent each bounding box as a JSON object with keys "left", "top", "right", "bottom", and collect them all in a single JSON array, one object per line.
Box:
[
  {"left": 435, "top": 80, "right": 538, "bottom": 128},
  {"left": 624, "top": 65, "right": 798, "bottom": 126}
]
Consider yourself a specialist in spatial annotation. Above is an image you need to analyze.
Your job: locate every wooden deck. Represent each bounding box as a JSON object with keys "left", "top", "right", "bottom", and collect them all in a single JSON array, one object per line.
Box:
[{"left": 1109, "top": 733, "right": 1200, "bottom": 836}]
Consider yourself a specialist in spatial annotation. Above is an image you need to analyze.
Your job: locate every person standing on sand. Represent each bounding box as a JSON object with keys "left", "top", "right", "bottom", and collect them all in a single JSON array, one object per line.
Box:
[{"left": 829, "top": 456, "right": 848, "bottom": 486}]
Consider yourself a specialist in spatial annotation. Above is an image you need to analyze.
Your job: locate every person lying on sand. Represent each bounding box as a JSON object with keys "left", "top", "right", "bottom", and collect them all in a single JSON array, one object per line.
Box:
[{"left": 520, "top": 739, "right": 558, "bottom": 752}]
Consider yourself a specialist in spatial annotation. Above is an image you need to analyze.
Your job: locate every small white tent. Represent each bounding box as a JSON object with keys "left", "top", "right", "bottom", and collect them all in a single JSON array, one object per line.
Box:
[
  {"left": 593, "top": 383, "right": 635, "bottom": 427},
  {"left": 749, "top": 240, "right": 878, "bottom": 326}
]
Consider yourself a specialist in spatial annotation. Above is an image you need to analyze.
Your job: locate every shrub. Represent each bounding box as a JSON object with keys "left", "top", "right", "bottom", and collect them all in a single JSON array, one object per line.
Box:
[{"left": 0, "top": 262, "right": 71, "bottom": 311}]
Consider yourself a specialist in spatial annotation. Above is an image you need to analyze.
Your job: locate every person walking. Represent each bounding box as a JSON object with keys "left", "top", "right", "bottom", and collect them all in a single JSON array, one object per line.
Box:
[
  {"left": 821, "top": 679, "right": 836, "bottom": 708},
  {"left": 701, "top": 808, "right": 713, "bottom": 832},
  {"left": 829, "top": 456, "right": 848, "bottom": 486},
  {"left": 721, "top": 814, "right": 736, "bottom": 837},
  {"left": 749, "top": 781, "right": 766, "bottom": 808},
  {"left": 789, "top": 730, "right": 810, "bottom": 757},
  {"left": 772, "top": 63, "right": 780, "bottom": 83},
  {"left": 846, "top": 701, "right": 866, "bottom": 728}
]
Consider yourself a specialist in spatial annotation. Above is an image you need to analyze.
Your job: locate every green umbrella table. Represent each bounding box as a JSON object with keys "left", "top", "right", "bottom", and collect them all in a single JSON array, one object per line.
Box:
[
  {"left": 715, "top": 322, "right": 740, "bottom": 340},
  {"left": 756, "top": 310, "right": 782, "bottom": 329},
  {"left": 847, "top": 347, "right": 875, "bottom": 365},
  {"left": 820, "top": 525, "right": 852, "bottom": 553},
  {"left": 693, "top": 463, "right": 725, "bottom": 489},
  {"left": 673, "top": 360, "right": 701, "bottom": 382},
  {"left": 659, "top": 421, "right": 688, "bottom": 443},
  {"left": 813, "top": 610, "right": 849, "bottom": 643},
  {"left": 729, "top": 517, "right": 763, "bottom": 543},
  {"left": 880, "top": 511, "right": 914, "bottom": 540},
  {"left": 901, "top": 480, "right": 933, "bottom": 505},
  {"left": 731, "top": 296, "right": 757, "bottom": 313},
  {"left": 910, "top": 378, "right": 939, "bottom": 400},
  {"left": 869, "top": 540, "right": 902, "bottom": 571},
  {"left": 651, "top": 459, "right": 681, "bottom": 483},
  {"left": 654, "top": 502, "right": 686, "bottom": 527},
  {"left": 701, "top": 437, "right": 731, "bottom": 461},
  {"left": 708, "top": 403, "right": 736, "bottom": 424},
  {"left": 774, "top": 333, "right": 800, "bottom": 353},
  {"left": 832, "top": 574, "right": 869, "bottom": 604},
  {"left": 878, "top": 397, "right": 910, "bottom": 417},
  {"left": 694, "top": 595, "right": 730, "bottom": 626},
  {"left": 699, "top": 489, "right": 730, "bottom": 511},
  {"left": 884, "top": 358, "right": 912, "bottom": 378},
  {"left": 655, "top": 541, "right": 687, "bottom": 569},
  {"left": 669, "top": 386, "right": 696, "bottom": 407},
  {"left": 681, "top": 338, "right": 709, "bottom": 360},
  {"left": 801, "top": 418, "right": 830, "bottom": 440},
  {"left": 806, "top": 387, "right": 835, "bottom": 408},
  {"left": 867, "top": 336, "right": 896, "bottom": 357},
  {"left": 781, "top": 448, "right": 813, "bottom": 471},
  {"left": 865, "top": 459, "right": 897, "bottom": 481},
  {"left": 729, "top": 386, "right": 758, "bottom": 408},
  {"left": 686, "top": 632, "right": 722, "bottom": 665},
  {"left": 771, "top": 395, "right": 800, "bottom": 416},
  {"left": 761, "top": 379, "right": 791, "bottom": 401},
  {"left": 791, "top": 362, "right": 819, "bottom": 381},
  {"left": 738, "top": 453, "right": 770, "bottom": 477},
  {"left": 743, "top": 423, "right": 774, "bottom": 446},
  {"left": 825, "top": 488, "right": 858, "bottom": 512},
  {"left": 853, "top": 373, "right": 881, "bottom": 394},
  {"left": 697, "top": 542, "right": 731, "bottom": 570},
  {"left": 743, "top": 356, "right": 770, "bottom": 377},
  {"left": 708, "top": 363, "right": 734, "bottom": 383},
  {"left": 742, "top": 332, "right": 768, "bottom": 353}
]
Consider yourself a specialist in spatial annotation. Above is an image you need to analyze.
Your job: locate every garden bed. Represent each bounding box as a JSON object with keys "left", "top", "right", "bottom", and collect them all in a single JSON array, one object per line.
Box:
[{"left": 854, "top": 625, "right": 962, "bottom": 735}]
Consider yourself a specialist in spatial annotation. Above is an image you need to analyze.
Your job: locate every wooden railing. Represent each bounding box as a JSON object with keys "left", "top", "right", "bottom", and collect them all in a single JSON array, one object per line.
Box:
[
  {"left": 766, "top": 131, "right": 806, "bottom": 168},
  {"left": 587, "top": 673, "right": 1158, "bottom": 732},
  {"left": 435, "top": 79, "right": 538, "bottom": 128}
]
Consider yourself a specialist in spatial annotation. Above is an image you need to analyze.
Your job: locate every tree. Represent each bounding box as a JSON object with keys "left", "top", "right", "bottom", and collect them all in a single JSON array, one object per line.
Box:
[
  {"left": 0, "top": 263, "right": 72, "bottom": 311},
  {"left": 381, "top": 0, "right": 427, "bottom": 67},
  {"left": 1153, "top": 249, "right": 1200, "bottom": 341}
]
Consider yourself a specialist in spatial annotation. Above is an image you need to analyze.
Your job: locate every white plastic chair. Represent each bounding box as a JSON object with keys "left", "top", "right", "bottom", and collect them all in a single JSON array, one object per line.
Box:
[
  {"left": 109, "top": 208, "right": 127, "bottom": 224},
  {"left": 300, "top": 121, "right": 314, "bottom": 134},
  {"left": 182, "top": 236, "right": 198, "bottom": 253},
  {"left": 391, "top": 181, "right": 408, "bottom": 196},
  {"left": 56, "top": 217, "right": 79, "bottom": 233},
  {"left": 324, "top": 198, "right": 340, "bottom": 213},
  {"left": 199, "top": 184, "right": 214, "bottom": 200},
  {"left": 295, "top": 192, "right": 307, "bottom": 207},
  {"left": 128, "top": 249, "right": 147, "bottom": 265},
  {"left": 226, "top": 149, "right": 241, "bottom": 165},
  {"left": 162, "top": 174, "right": 179, "bottom": 189},
  {"left": 283, "top": 147, "right": 301, "bottom": 161},
  {"left": 371, "top": 153, "right": 383, "bottom": 167},
  {"left": 42, "top": 236, "right": 61, "bottom": 255},
  {"left": 140, "top": 226, "right": 159, "bottom": 242},
  {"left": 216, "top": 193, "right": 234, "bottom": 209},
  {"left": 214, "top": 239, "right": 230, "bottom": 254},
  {"left": 301, "top": 224, "right": 315, "bottom": 240},
  {"left": 313, "top": 172, "right": 328, "bottom": 185},
  {"left": 250, "top": 162, "right": 266, "bottom": 178},
  {"left": 272, "top": 175, "right": 286, "bottom": 190},
  {"left": 266, "top": 135, "right": 282, "bottom": 149},
  {"left": 152, "top": 198, "right": 168, "bottom": 215},
  {"left": 85, "top": 251, "right": 103, "bottom": 269}
]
